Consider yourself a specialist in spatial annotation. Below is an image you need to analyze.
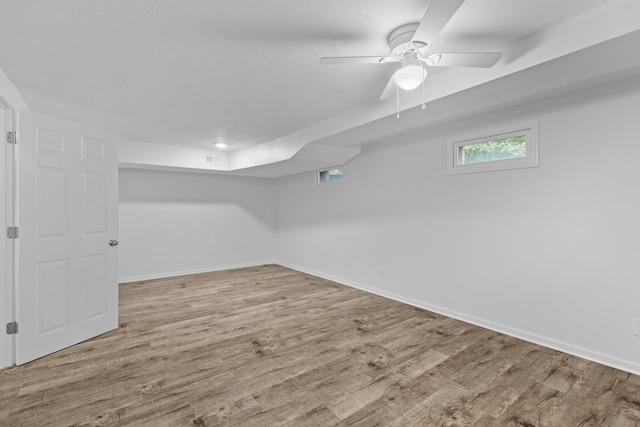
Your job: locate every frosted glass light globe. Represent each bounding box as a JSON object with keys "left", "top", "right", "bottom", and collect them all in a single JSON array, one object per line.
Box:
[{"left": 393, "top": 64, "right": 427, "bottom": 90}]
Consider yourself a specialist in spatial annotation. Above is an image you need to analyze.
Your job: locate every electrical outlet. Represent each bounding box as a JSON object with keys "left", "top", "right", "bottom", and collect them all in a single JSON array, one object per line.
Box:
[
  {"left": 378, "top": 267, "right": 384, "bottom": 279},
  {"left": 634, "top": 317, "right": 640, "bottom": 337},
  {"left": 209, "top": 248, "right": 216, "bottom": 256}
]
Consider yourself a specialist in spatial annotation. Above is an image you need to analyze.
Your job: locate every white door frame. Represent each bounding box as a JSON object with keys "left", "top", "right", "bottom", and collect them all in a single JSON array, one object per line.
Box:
[
  {"left": 0, "top": 66, "right": 30, "bottom": 368},
  {"left": 0, "top": 105, "right": 13, "bottom": 368}
]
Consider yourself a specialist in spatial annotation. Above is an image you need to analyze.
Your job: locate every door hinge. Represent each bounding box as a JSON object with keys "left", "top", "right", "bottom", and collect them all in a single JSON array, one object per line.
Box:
[
  {"left": 6, "top": 322, "right": 18, "bottom": 335},
  {"left": 6, "top": 131, "right": 16, "bottom": 144},
  {"left": 6, "top": 226, "right": 18, "bottom": 239}
]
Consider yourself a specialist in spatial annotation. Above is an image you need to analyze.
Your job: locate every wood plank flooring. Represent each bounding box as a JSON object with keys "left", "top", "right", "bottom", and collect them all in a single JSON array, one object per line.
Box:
[{"left": 1, "top": 264, "right": 639, "bottom": 426}]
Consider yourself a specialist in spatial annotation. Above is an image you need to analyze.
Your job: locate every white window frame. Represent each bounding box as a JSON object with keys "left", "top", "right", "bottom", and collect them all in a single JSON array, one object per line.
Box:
[{"left": 447, "top": 121, "right": 539, "bottom": 175}]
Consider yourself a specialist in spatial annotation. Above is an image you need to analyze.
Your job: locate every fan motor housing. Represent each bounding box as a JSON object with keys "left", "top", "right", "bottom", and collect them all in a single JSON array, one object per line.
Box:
[{"left": 388, "top": 23, "right": 426, "bottom": 59}]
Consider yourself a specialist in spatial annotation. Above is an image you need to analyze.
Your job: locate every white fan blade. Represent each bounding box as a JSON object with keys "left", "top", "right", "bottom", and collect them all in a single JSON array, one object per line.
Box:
[
  {"left": 424, "top": 52, "right": 502, "bottom": 68},
  {"left": 320, "top": 56, "right": 393, "bottom": 65},
  {"left": 412, "top": 0, "right": 465, "bottom": 45},
  {"left": 379, "top": 76, "right": 397, "bottom": 100}
]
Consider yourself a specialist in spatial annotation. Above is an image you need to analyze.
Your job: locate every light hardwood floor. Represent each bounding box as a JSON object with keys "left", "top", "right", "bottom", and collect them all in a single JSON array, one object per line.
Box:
[{"left": 1, "top": 264, "right": 639, "bottom": 426}]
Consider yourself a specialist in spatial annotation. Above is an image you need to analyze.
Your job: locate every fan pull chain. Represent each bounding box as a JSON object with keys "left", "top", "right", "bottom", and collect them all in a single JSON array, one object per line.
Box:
[{"left": 396, "top": 85, "right": 400, "bottom": 119}]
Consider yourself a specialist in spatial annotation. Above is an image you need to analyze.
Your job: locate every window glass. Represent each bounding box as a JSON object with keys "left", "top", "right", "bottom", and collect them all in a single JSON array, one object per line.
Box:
[
  {"left": 318, "top": 168, "right": 343, "bottom": 184},
  {"left": 458, "top": 135, "right": 526, "bottom": 165}
]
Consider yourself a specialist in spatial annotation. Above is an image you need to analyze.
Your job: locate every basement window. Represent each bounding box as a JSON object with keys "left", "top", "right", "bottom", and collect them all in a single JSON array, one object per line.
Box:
[
  {"left": 447, "top": 122, "right": 538, "bottom": 175},
  {"left": 317, "top": 167, "right": 343, "bottom": 184}
]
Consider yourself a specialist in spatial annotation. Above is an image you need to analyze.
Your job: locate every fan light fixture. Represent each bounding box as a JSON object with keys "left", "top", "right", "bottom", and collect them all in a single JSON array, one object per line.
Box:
[{"left": 393, "top": 54, "right": 426, "bottom": 91}]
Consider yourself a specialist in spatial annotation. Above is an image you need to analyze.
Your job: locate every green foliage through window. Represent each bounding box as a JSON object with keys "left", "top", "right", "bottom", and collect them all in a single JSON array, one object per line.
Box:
[{"left": 458, "top": 136, "right": 526, "bottom": 165}]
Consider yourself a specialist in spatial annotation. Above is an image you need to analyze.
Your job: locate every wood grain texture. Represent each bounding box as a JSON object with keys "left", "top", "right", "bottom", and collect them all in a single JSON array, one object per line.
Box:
[{"left": 1, "top": 264, "right": 639, "bottom": 426}]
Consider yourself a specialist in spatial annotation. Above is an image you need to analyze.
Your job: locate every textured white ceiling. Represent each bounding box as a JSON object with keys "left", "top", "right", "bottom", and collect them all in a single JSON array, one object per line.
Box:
[{"left": 0, "top": 0, "right": 619, "bottom": 152}]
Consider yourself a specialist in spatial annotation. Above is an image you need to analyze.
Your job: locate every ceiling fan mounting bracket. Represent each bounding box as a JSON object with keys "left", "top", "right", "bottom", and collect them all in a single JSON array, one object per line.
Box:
[{"left": 388, "top": 23, "right": 427, "bottom": 61}]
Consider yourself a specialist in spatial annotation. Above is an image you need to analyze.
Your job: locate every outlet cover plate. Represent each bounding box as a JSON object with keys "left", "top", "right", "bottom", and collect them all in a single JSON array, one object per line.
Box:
[{"left": 634, "top": 317, "right": 640, "bottom": 337}]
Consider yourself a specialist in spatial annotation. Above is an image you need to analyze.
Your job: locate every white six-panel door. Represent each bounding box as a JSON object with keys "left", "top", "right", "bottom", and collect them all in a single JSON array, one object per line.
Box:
[{"left": 16, "top": 111, "right": 118, "bottom": 365}]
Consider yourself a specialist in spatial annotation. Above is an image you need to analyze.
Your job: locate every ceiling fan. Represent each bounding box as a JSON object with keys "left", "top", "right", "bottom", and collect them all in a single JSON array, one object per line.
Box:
[{"left": 320, "top": 0, "right": 502, "bottom": 100}]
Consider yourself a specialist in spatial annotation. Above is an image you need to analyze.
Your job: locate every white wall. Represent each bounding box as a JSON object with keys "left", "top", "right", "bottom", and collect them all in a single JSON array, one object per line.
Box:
[
  {"left": 119, "top": 169, "right": 277, "bottom": 282},
  {"left": 276, "top": 75, "right": 640, "bottom": 374}
]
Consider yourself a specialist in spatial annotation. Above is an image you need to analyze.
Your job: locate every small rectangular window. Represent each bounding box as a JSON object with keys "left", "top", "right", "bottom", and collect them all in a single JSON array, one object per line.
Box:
[
  {"left": 447, "top": 123, "right": 538, "bottom": 175},
  {"left": 317, "top": 167, "right": 343, "bottom": 184}
]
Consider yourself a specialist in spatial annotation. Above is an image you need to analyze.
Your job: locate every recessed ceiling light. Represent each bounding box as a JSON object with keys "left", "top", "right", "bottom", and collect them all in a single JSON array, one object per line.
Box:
[{"left": 215, "top": 143, "right": 227, "bottom": 148}]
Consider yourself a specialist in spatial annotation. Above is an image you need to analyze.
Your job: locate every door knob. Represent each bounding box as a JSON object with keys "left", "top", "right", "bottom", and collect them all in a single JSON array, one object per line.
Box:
[{"left": 109, "top": 240, "right": 119, "bottom": 247}]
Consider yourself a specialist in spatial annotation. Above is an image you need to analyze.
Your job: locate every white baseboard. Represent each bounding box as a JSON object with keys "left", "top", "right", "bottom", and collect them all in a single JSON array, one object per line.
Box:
[
  {"left": 118, "top": 260, "right": 277, "bottom": 284},
  {"left": 277, "top": 261, "right": 640, "bottom": 376}
]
